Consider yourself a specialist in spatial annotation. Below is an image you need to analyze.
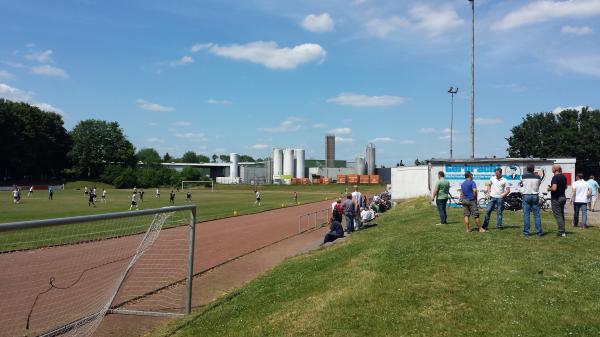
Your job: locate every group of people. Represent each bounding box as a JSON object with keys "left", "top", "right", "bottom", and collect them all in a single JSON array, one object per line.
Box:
[
  {"left": 432, "top": 164, "right": 597, "bottom": 237},
  {"left": 323, "top": 186, "right": 392, "bottom": 244},
  {"left": 12, "top": 185, "right": 57, "bottom": 203},
  {"left": 84, "top": 186, "right": 107, "bottom": 207}
]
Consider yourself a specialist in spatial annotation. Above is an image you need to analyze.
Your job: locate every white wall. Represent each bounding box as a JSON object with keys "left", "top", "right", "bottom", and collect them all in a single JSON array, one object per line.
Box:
[{"left": 391, "top": 167, "right": 429, "bottom": 200}]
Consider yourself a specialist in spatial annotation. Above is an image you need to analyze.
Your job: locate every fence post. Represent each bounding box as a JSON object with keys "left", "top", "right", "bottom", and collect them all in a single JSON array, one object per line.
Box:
[{"left": 185, "top": 207, "right": 196, "bottom": 315}]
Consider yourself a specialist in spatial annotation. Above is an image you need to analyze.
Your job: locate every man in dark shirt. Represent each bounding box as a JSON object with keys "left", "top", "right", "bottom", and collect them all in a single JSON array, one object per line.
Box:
[
  {"left": 548, "top": 164, "right": 568, "bottom": 237},
  {"left": 342, "top": 193, "right": 355, "bottom": 234},
  {"left": 460, "top": 171, "right": 483, "bottom": 233}
]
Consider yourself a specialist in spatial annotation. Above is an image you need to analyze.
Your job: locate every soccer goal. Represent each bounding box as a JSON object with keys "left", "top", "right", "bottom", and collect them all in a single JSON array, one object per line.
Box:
[
  {"left": 0, "top": 205, "right": 196, "bottom": 337},
  {"left": 181, "top": 179, "right": 214, "bottom": 192}
]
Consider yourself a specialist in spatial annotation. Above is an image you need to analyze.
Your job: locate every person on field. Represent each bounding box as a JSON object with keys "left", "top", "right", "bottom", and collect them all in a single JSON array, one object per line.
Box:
[
  {"left": 293, "top": 191, "right": 298, "bottom": 204},
  {"left": 88, "top": 188, "right": 95, "bottom": 207},
  {"left": 587, "top": 175, "right": 599, "bottom": 212},
  {"left": 169, "top": 190, "right": 175, "bottom": 205},
  {"left": 92, "top": 187, "right": 97, "bottom": 203},
  {"left": 521, "top": 164, "right": 542, "bottom": 237},
  {"left": 459, "top": 171, "right": 483, "bottom": 233},
  {"left": 186, "top": 191, "right": 192, "bottom": 201},
  {"left": 101, "top": 189, "right": 107, "bottom": 203},
  {"left": 130, "top": 192, "right": 138, "bottom": 210},
  {"left": 12, "top": 187, "right": 19, "bottom": 204},
  {"left": 48, "top": 186, "right": 54, "bottom": 201},
  {"left": 139, "top": 189, "right": 145, "bottom": 202},
  {"left": 483, "top": 168, "right": 510, "bottom": 230},
  {"left": 342, "top": 193, "right": 356, "bottom": 234},
  {"left": 254, "top": 190, "right": 261, "bottom": 206},
  {"left": 548, "top": 164, "right": 568, "bottom": 237},
  {"left": 156, "top": 187, "right": 160, "bottom": 199},
  {"left": 28, "top": 186, "right": 34, "bottom": 197},
  {"left": 431, "top": 171, "right": 450, "bottom": 225},
  {"left": 84, "top": 186, "right": 89, "bottom": 196},
  {"left": 571, "top": 173, "right": 591, "bottom": 229}
]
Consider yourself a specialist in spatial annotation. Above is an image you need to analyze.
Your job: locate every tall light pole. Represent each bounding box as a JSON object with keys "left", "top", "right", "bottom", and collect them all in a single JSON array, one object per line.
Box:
[
  {"left": 468, "top": 0, "right": 475, "bottom": 158},
  {"left": 448, "top": 87, "right": 458, "bottom": 159}
]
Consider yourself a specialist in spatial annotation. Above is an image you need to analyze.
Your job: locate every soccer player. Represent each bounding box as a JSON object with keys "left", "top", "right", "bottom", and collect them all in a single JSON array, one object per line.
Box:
[
  {"left": 254, "top": 190, "right": 261, "bottom": 206},
  {"left": 156, "top": 187, "right": 160, "bottom": 199},
  {"left": 88, "top": 189, "right": 96, "bottom": 207},
  {"left": 130, "top": 192, "right": 139, "bottom": 210},
  {"left": 28, "top": 186, "right": 34, "bottom": 197},
  {"left": 12, "top": 187, "right": 19, "bottom": 204},
  {"left": 186, "top": 191, "right": 192, "bottom": 201},
  {"left": 169, "top": 190, "right": 175, "bottom": 205},
  {"left": 84, "top": 186, "right": 89, "bottom": 196},
  {"left": 101, "top": 189, "right": 107, "bottom": 203},
  {"left": 92, "top": 187, "right": 97, "bottom": 203},
  {"left": 293, "top": 191, "right": 298, "bottom": 204},
  {"left": 140, "top": 189, "right": 145, "bottom": 202},
  {"left": 48, "top": 186, "right": 54, "bottom": 200}
]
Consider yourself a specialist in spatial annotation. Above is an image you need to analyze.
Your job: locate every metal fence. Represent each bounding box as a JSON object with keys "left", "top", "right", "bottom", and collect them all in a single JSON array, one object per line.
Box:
[{"left": 298, "top": 208, "right": 331, "bottom": 234}]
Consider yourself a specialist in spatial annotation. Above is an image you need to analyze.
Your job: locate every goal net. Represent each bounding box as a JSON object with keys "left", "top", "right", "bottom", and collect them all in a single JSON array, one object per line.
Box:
[
  {"left": 181, "top": 180, "right": 214, "bottom": 192},
  {"left": 0, "top": 205, "right": 196, "bottom": 337}
]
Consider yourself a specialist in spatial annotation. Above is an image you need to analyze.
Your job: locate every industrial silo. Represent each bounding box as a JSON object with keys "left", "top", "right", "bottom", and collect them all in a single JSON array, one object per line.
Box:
[
  {"left": 230, "top": 153, "right": 240, "bottom": 178},
  {"left": 295, "top": 149, "right": 305, "bottom": 178},
  {"left": 325, "top": 134, "right": 335, "bottom": 168},
  {"left": 273, "top": 148, "right": 283, "bottom": 178},
  {"left": 356, "top": 156, "right": 367, "bottom": 175},
  {"left": 283, "top": 148, "right": 295, "bottom": 177},
  {"left": 366, "top": 143, "right": 376, "bottom": 175}
]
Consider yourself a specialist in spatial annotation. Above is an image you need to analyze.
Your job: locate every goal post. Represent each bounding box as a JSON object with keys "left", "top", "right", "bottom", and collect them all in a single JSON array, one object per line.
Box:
[
  {"left": 0, "top": 205, "right": 196, "bottom": 337},
  {"left": 181, "top": 179, "right": 214, "bottom": 192}
]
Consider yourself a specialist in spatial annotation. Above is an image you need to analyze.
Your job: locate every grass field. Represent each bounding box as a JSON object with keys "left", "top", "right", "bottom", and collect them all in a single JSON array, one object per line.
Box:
[
  {"left": 0, "top": 182, "right": 385, "bottom": 252},
  {"left": 151, "top": 197, "right": 600, "bottom": 337}
]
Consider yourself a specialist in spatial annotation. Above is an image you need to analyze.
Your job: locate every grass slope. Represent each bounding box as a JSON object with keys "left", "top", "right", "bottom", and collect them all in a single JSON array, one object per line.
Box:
[{"left": 152, "top": 198, "right": 600, "bottom": 337}]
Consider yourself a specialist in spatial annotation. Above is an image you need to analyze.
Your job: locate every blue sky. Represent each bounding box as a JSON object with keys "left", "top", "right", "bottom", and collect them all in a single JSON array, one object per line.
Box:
[{"left": 1, "top": 0, "right": 599, "bottom": 165}]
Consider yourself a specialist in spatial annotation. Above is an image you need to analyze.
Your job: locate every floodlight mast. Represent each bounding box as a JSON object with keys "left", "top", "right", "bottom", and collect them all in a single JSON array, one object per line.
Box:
[
  {"left": 468, "top": 0, "right": 475, "bottom": 159},
  {"left": 448, "top": 87, "right": 459, "bottom": 159}
]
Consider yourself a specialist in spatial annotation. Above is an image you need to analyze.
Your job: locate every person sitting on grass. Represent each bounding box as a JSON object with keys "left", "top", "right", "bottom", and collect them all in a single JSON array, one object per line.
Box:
[
  {"left": 322, "top": 214, "right": 345, "bottom": 245},
  {"left": 360, "top": 207, "right": 376, "bottom": 222}
]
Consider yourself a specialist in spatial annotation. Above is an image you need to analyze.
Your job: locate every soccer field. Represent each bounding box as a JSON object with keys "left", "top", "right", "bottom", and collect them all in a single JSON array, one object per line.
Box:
[{"left": 0, "top": 182, "right": 385, "bottom": 223}]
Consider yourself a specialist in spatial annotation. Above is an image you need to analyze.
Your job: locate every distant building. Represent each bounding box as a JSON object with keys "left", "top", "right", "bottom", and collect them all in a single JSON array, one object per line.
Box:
[{"left": 325, "top": 134, "right": 335, "bottom": 168}]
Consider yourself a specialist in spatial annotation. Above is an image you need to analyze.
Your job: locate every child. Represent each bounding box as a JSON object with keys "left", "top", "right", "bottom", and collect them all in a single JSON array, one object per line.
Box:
[
  {"left": 130, "top": 192, "right": 138, "bottom": 210},
  {"left": 254, "top": 190, "right": 261, "bottom": 206},
  {"left": 101, "top": 189, "right": 107, "bottom": 203}
]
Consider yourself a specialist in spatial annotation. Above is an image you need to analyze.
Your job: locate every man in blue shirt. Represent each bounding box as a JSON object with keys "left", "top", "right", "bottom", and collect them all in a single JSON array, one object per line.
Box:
[
  {"left": 460, "top": 171, "right": 483, "bottom": 233},
  {"left": 587, "top": 175, "right": 599, "bottom": 212}
]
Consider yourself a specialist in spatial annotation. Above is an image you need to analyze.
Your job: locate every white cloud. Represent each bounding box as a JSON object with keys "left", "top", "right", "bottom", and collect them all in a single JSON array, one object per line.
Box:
[
  {"left": 174, "top": 132, "right": 208, "bottom": 141},
  {"left": 169, "top": 55, "right": 194, "bottom": 67},
  {"left": 364, "top": 16, "right": 408, "bottom": 39},
  {"left": 146, "top": 137, "right": 165, "bottom": 144},
  {"left": 555, "top": 56, "right": 600, "bottom": 77},
  {"left": 0, "top": 83, "right": 32, "bottom": 101},
  {"left": 32, "top": 102, "right": 64, "bottom": 115},
  {"left": 328, "top": 127, "right": 351, "bottom": 134},
  {"left": 419, "top": 127, "right": 436, "bottom": 134},
  {"left": 25, "top": 49, "right": 53, "bottom": 63},
  {"left": 191, "top": 43, "right": 214, "bottom": 52},
  {"left": 561, "top": 25, "right": 594, "bottom": 35},
  {"left": 399, "top": 140, "right": 416, "bottom": 145},
  {"left": 335, "top": 136, "right": 354, "bottom": 143},
  {"left": 251, "top": 144, "right": 269, "bottom": 150},
  {"left": 0, "top": 70, "right": 14, "bottom": 80},
  {"left": 258, "top": 117, "right": 303, "bottom": 133},
  {"left": 409, "top": 5, "right": 464, "bottom": 37},
  {"left": 195, "top": 41, "right": 326, "bottom": 70},
  {"left": 371, "top": 137, "right": 395, "bottom": 143},
  {"left": 327, "top": 93, "right": 405, "bottom": 107},
  {"left": 207, "top": 98, "right": 233, "bottom": 105},
  {"left": 475, "top": 117, "right": 503, "bottom": 125},
  {"left": 301, "top": 13, "right": 334, "bottom": 33},
  {"left": 30, "top": 65, "right": 68, "bottom": 78},
  {"left": 172, "top": 121, "right": 192, "bottom": 126},
  {"left": 552, "top": 106, "right": 591, "bottom": 114},
  {"left": 136, "top": 99, "right": 175, "bottom": 112},
  {"left": 312, "top": 123, "right": 327, "bottom": 129},
  {"left": 493, "top": 0, "right": 600, "bottom": 31}
]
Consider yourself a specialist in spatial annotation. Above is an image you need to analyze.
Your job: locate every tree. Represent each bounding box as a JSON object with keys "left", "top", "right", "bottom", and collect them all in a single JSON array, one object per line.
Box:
[
  {"left": 239, "top": 155, "right": 255, "bottom": 162},
  {"left": 219, "top": 154, "right": 230, "bottom": 163},
  {"left": 69, "top": 119, "right": 135, "bottom": 177},
  {"left": 181, "top": 166, "right": 202, "bottom": 181},
  {"left": 136, "top": 148, "right": 161, "bottom": 166},
  {"left": 197, "top": 154, "right": 210, "bottom": 163},
  {"left": 414, "top": 159, "right": 426, "bottom": 166},
  {"left": 163, "top": 152, "right": 172, "bottom": 162},
  {"left": 211, "top": 154, "right": 218, "bottom": 163},
  {"left": 182, "top": 151, "right": 199, "bottom": 163},
  {"left": 0, "top": 99, "right": 71, "bottom": 180},
  {"left": 507, "top": 107, "right": 600, "bottom": 173}
]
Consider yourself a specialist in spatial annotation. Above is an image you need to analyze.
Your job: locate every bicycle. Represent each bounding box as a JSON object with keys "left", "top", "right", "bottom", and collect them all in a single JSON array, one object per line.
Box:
[{"left": 538, "top": 192, "right": 552, "bottom": 212}]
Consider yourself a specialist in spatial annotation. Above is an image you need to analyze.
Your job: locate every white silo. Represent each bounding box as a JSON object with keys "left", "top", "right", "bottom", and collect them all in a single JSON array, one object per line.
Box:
[
  {"left": 366, "top": 143, "right": 376, "bottom": 175},
  {"left": 283, "top": 148, "right": 295, "bottom": 177},
  {"left": 273, "top": 148, "right": 283, "bottom": 178},
  {"left": 295, "top": 149, "right": 305, "bottom": 178},
  {"left": 230, "top": 153, "right": 240, "bottom": 178},
  {"left": 356, "top": 157, "right": 366, "bottom": 175}
]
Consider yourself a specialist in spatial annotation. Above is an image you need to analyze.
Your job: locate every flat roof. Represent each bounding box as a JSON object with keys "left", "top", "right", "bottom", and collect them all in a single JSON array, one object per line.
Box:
[
  {"left": 161, "top": 162, "right": 260, "bottom": 168},
  {"left": 428, "top": 158, "right": 576, "bottom": 164}
]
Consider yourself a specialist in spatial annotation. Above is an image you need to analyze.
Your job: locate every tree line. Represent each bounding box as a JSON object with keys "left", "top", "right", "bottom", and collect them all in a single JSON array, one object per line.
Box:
[{"left": 0, "top": 99, "right": 257, "bottom": 187}]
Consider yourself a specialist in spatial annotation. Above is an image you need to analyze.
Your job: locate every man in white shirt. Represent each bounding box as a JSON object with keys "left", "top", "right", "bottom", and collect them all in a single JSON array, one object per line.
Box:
[
  {"left": 351, "top": 186, "right": 363, "bottom": 229},
  {"left": 521, "top": 164, "right": 543, "bottom": 237},
  {"left": 571, "top": 173, "right": 591, "bottom": 228},
  {"left": 483, "top": 168, "right": 510, "bottom": 230}
]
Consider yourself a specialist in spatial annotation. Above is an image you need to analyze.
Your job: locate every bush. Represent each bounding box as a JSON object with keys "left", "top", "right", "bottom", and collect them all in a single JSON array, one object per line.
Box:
[{"left": 113, "top": 167, "right": 138, "bottom": 188}]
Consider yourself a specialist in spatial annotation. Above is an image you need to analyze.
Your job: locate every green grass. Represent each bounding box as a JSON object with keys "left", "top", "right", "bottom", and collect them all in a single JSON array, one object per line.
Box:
[
  {"left": 151, "top": 198, "right": 600, "bottom": 337},
  {"left": 0, "top": 183, "right": 384, "bottom": 252}
]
